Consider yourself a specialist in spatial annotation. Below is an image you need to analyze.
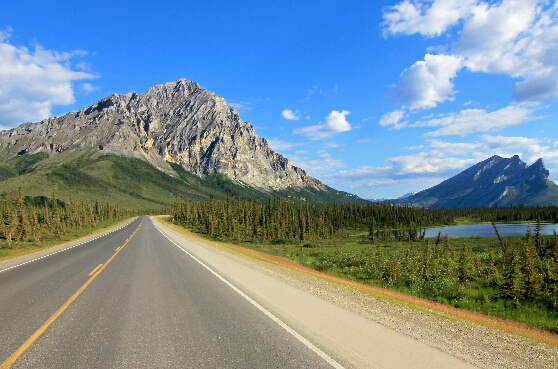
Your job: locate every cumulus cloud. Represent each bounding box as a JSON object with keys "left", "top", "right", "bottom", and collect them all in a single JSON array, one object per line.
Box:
[
  {"left": 382, "top": 0, "right": 478, "bottom": 37},
  {"left": 393, "top": 54, "right": 463, "bottom": 109},
  {"left": 0, "top": 30, "right": 96, "bottom": 127},
  {"left": 281, "top": 109, "right": 300, "bottom": 120},
  {"left": 293, "top": 110, "right": 351, "bottom": 140},
  {"left": 412, "top": 104, "right": 533, "bottom": 136},
  {"left": 456, "top": 0, "right": 538, "bottom": 75},
  {"left": 379, "top": 109, "right": 408, "bottom": 129},
  {"left": 382, "top": 0, "right": 558, "bottom": 112}
]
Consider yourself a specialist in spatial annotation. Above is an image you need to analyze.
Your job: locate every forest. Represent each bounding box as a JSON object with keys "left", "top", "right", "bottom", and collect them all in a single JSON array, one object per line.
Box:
[
  {"left": 172, "top": 196, "right": 558, "bottom": 333},
  {"left": 0, "top": 189, "right": 133, "bottom": 252}
]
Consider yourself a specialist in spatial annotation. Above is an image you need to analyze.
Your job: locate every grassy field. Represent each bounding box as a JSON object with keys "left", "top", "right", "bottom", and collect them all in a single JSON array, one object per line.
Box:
[{"left": 173, "top": 222, "right": 558, "bottom": 335}]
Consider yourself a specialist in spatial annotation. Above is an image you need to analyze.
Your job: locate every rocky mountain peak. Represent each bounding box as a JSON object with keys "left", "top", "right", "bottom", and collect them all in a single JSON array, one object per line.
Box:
[
  {"left": 525, "top": 158, "right": 549, "bottom": 181},
  {"left": 0, "top": 79, "right": 325, "bottom": 191},
  {"left": 395, "top": 155, "right": 558, "bottom": 208}
]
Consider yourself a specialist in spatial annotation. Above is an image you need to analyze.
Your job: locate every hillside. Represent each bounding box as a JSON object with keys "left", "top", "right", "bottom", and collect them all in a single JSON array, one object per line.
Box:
[{"left": 0, "top": 150, "right": 360, "bottom": 211}]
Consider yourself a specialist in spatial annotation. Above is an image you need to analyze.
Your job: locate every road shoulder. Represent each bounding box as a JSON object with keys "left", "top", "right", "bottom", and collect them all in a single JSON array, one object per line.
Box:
[{"left": 153, "top": 217, "right": 558, "bottom": 369}]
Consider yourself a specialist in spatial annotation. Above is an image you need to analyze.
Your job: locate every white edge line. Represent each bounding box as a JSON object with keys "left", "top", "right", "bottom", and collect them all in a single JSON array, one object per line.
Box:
[
  {"left": 151, "top": 218, "right": 346, "bottom": 369},
  {"left": 0, "top": 217, "right": 139, "bottom": 274}
]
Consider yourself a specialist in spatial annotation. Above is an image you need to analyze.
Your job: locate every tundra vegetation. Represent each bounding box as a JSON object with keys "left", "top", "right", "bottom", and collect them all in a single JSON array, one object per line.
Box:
[
  {"left": 172, "top": 196, "right": 558, "bottom": 334},
  {"left": 0, "top": 189, "right": 133, "bottom": 258}
]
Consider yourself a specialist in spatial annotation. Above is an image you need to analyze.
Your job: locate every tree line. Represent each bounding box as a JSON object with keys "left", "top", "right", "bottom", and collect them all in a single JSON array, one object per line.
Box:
[
  {"left": 171, "top": 196, "right": 454, "bottom": 243},
  {"left": 171, "top": 195, "right": 558, "bottom": 244},
  {"left": 0, "top": 189, "right": 132, "bottom": 247}
]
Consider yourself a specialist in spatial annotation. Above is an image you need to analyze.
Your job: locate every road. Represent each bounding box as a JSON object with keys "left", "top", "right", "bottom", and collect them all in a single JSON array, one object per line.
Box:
[{"left": 0, "top": 216, "right": 478, "bottom": 368}]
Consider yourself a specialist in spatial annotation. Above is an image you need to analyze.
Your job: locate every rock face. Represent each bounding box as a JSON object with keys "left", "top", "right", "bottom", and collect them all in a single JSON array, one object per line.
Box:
[
  {"left": 0, "top": 79, "right": 325, "bottom": 190},
  {"left": 395, "top": 155, "right": 558, "bottom": 208}
]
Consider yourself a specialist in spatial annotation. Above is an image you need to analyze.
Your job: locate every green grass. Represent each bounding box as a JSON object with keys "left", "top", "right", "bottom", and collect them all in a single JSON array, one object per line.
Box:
[{"left": 180, "top": 225, "right": 558, "bottom": 334}]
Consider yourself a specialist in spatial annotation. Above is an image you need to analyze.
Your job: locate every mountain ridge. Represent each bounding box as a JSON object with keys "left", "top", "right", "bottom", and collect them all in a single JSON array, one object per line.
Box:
[
  {"left": 394, "top": 155, "right": 558, "bottom": 208},
  {"left": 0, "top": 79, "right": 323, "bottom": 191}
]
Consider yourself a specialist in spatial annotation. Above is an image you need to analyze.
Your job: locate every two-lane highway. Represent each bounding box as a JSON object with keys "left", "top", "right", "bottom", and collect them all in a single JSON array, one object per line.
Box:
[{"left": 0, "top": 216, "right": 339, "bottom": 368}]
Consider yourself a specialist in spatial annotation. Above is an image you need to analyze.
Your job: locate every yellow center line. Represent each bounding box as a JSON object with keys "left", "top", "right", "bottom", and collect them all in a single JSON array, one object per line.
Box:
[
  {"left": 0, "top": 219, "right": 143, "bottom": 369},
  {"left": 115, "top": 247, "right": 121, "bottom": 252},
  {"left": 88, "top": 264, "right": 103, "bottom": 276}
]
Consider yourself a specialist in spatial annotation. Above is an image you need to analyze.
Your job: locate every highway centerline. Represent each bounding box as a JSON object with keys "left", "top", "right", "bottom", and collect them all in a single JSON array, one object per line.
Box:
[
  {"left": 0, "top": 220, "right": 143, "bottom": 369},
  {"left": 88, "top": 264, "right": 103, "bottom": 276}
]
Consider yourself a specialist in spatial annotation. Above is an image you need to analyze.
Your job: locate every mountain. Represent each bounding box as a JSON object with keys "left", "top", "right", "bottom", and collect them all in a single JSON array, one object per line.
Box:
[
  {"left": 394, "top": 155, "right": 558, "bottom": 208},
  {"left": 397, "top": 192, "right": 417, "bottom": 199},
  {"left": 0, "top": 79, "right": 361, "bottom": 209}
]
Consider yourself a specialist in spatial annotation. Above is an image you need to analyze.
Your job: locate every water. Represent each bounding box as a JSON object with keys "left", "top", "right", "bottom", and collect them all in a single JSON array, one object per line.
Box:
[{"left": 423, "top": 222, "right": 558, "bottom": 238}]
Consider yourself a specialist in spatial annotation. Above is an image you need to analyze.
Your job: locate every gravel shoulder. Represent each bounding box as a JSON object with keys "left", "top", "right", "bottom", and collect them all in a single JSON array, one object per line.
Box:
[{"left": 154, "top": 217, "right": 558, "bottom": 369}]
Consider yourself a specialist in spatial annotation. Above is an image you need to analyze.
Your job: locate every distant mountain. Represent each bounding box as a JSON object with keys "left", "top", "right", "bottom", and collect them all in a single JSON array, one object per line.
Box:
[
  {"left": 397, "top": 192, "right": 417, "bottom": 199},
  {"left": 394, "top": 155, "right": 558, "bottom": 208},
  {"left": 0, "top": 79, "right": 362, "bottom": 209}
]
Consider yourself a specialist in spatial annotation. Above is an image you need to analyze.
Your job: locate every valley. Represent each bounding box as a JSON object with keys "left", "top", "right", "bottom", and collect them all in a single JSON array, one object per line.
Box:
[{"left": 1, "top": 79, "right": 558, "bottom": 368}]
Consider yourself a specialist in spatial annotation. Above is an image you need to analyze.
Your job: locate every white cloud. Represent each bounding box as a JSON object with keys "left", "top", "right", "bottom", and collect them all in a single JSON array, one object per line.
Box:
[
  {"left": 379, "top": 109, "right": 408, "bottom": 129},
  {"left": 80, "top": 83, "right": 98, "bottom": 94},
  {"left": 481, "top": 134, "right": 541, "bottom": 150},
  {"left": 390, "top": 151, "right": 477, "bottom": 174},
  {"left": 289, "top": 150, "right": 347, "bottom": 178},
  {"left": 412, "top": 104, "right": 533, "bottom": 136},
  {"left": 322, "top": 141, "right": 341, "bottom": 149},
  {"left": 382, "top": 0, "right": 478, "bottom": 37},
  {"left": 393, "top": 53, "right": 463, "bottom": 109},
  {"left": 0, "top": 31, "right": 96, "bottom": 127},
  {"left": 428, "top": 139, "right": 483, "bottom": 156},
  {"left": 229, "top": 102, "right": 251, "bottom": 112},
  {"left": 281, "top": 109, "right": 300, "bottom": 120},
  {"left": 293, "top": 110, "right": 351, "bottom": 140},
  {"left": 383, "top": 0, "right": 558, "bottom": 107},
  {"left": 456, "top": 0, "right": 538, "bottom": 75},
  {"left": 267, "top": 138, "right": 305, "bottom": 152},
  {"left": 227, "top": 97, "right": 264, "bottom": 113}
]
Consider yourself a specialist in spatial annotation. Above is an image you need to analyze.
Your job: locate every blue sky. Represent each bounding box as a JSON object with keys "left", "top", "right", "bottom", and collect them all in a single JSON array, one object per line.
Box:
[{"left": 1, "top": 0, "right": 557, "bottom": 199}]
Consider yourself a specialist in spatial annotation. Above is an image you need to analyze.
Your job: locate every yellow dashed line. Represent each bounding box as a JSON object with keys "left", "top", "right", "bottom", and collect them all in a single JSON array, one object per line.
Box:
[
  {"left": 88, "top": 264, "right": 103, "bottom": 276},
  {"left": 0, "top": 219, "right": 143, "bottom": 369}
]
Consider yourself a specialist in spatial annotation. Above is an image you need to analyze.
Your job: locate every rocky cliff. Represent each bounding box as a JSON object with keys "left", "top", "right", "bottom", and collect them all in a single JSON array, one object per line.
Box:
[
  {"left": 0, "top": 79, "right": 325, "bottom": 190},
  {"left": 395, "top": 155, "right": 558, "bottom": 208}
]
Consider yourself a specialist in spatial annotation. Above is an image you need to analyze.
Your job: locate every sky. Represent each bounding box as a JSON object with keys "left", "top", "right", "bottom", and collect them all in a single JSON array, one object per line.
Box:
[{"left": 1, "top": 0, "right": 557, "bottom": 199}]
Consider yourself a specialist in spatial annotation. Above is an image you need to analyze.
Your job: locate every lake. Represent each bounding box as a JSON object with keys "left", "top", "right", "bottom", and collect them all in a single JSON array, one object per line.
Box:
[{"left": 423, "top": 222, "right": 558, "bottom": 238}]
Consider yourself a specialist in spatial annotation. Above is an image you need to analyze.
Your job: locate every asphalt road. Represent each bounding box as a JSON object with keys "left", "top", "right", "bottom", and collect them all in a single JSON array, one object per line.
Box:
[{"left": 0, "top": 216, "right": 338, "bottom": 368}]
